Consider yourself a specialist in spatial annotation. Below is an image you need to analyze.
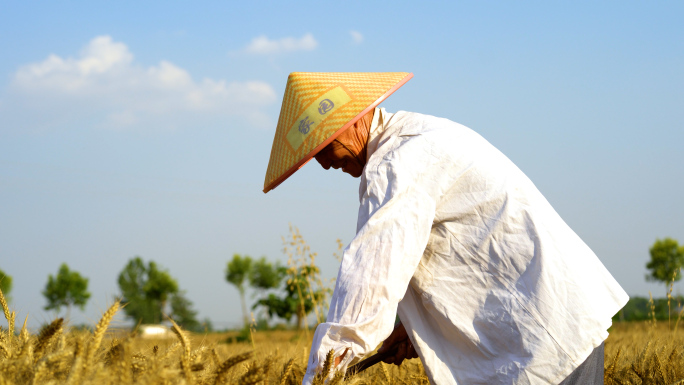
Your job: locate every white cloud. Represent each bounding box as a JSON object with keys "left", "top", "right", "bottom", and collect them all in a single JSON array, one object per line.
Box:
[
  {"left": 350, "top": 30, "right": 364, "bottom": 44},
  {"left": 3, "top": 35, "right": 277, "bottom": 130},
  {"left": 244, "top": 33, "right": 318, "bottom": 54}
]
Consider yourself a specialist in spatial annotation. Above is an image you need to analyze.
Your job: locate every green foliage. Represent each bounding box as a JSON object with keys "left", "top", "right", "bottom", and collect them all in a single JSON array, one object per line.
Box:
[
  {"left": 169, "top": 290, "right": 200, "bottom": 332},
  {"left": 253, "top": 265, "right": 326, "bottom": 329},
  {"left": 42, "top": 263, "right": 90, "bottom": 315},
  {"left": 144, "top": 261, "right": 179, "bottom": 307},
  {"left": 646, "top": 237, "right": 684, "bottom": 291},
  {"left": 226, "top": 254, "right": 253, "bottom": 294},
  {"left": 0, "top": 268, "right": 12, "bottom": 299},
  {"left": 251, "top": 226, "right": 335, "bottom": 329},
  {"left": 249, "top": 257, "right": 285, "bottom": 290},
  {"left": 117, "top": 256, "right": 180, "bottom": 324},
  {"left": 226, "top": 254, "right": 253, "bottom": 326},
  {"left": 613, "top": 296, "right": 684, "bottom": 322}
]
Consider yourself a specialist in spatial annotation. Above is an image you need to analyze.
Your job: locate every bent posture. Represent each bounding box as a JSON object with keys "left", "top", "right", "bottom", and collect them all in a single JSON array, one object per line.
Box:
[{"left": 263, "top": 73, "right": 628, "bottom": 384}]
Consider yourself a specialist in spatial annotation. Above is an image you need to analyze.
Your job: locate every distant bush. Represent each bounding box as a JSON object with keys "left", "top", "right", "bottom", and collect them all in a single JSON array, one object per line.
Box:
[{"left": 613, "top": 296, "right": 684, "bottom": 322}]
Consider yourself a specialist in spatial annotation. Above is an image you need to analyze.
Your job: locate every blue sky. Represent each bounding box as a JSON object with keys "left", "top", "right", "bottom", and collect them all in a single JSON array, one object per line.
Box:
[{"left": 1, "top": 1, "right": 682, "bottom": 329}]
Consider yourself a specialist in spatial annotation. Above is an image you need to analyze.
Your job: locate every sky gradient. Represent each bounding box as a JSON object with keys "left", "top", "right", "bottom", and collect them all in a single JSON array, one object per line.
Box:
[{"left": 1, "top": 1, "right": 682, "bottom": 329}]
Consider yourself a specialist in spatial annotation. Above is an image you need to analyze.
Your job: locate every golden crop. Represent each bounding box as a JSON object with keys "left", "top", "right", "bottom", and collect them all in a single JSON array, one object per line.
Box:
[{"left": 2, "top": 285, "right": 684, "bottom": 384}]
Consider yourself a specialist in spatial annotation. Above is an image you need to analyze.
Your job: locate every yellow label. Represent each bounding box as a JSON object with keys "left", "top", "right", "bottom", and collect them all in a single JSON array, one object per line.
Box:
[{"left": 286, "top": 87, "right": 352, "bottom": 151}]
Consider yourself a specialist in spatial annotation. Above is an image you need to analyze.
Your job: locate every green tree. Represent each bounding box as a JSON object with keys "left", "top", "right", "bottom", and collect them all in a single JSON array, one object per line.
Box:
[
  {"left": 144, "top": 262, "right": 179, "bottom": 317},
  {"left": 248, "top": 257, "right": 285, "bottom": 328},
  {"left": 118, "top": 256, "right": 179, "bottom": 324},
  {"left": 249, "top": 257, "right": 285, "bottom": 291},
  {"left": 170, "top": 291, "right": 200, "bottom": 332},
  {"left": 225, "top": 254, "right": 253, "bottom": 326},
  {"left": 252, "top": 226, "right": 334, "bottom": 330},
  {"left": 646, "top": 237, "right": 684, "bottom": 293},
  {"left": 0, "top": 268, "right": 12, "bottom": 301},
  {"left": 253, "top": 265, "right": 325, "bottom": 329},
  {"left": 117, "top": 257, "right": 156, "bottom": 324},
  {"left": 42, "top": 263, "right": 91, "bottom": 318}
]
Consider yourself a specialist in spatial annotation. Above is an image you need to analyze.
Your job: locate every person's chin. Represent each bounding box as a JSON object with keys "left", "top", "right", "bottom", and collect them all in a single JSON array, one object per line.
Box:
[{"left": 343, "top": 167, "right": 362, "bottom": 178}]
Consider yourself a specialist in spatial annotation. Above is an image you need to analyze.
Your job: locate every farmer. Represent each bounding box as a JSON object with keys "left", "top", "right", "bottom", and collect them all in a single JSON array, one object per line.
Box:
[{"left": 263, "top": 73, "right": 628, "bottom": 384}]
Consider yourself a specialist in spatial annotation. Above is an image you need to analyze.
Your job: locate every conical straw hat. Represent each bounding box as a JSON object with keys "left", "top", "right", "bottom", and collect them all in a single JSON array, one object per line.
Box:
[{"left": 263, "top": 72, "right": 413, "bottom": 193}]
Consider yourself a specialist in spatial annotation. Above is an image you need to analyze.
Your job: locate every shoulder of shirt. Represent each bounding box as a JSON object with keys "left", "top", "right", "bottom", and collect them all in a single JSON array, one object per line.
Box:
[{"left": 386, "top": 111, "right": 466, "bottom": 140}]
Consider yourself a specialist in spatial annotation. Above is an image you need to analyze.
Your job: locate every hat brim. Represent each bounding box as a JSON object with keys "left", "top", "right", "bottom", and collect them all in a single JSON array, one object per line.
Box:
[{"left": 263, "top": 72, "right": 413, "bottom": 193}]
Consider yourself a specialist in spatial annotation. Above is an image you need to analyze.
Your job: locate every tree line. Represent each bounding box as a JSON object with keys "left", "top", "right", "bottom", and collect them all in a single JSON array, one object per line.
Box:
[
  {"left": 0, "top": 235, "right": 680, "bottom": 330},
  {"left": 0, "top": 226, "right": 335, "bottom": 332},
  {"left": 0, "top": 257, "right": 204, "bottom": 332}
]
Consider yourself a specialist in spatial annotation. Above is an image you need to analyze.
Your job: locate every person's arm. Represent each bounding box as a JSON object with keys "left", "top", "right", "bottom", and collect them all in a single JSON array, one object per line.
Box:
[{"left": 303, "top": 134, "right": 440, "bottom": 383}]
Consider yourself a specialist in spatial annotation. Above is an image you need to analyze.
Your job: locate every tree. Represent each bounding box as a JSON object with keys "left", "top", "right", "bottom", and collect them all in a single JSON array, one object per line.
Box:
[
  {"left": 42, "top": 263, "right": 91, "bottom": 318},
  {"left": 144, "top": 262, "right": 179, "bottom": 318},
  {"left": 253, "top": 265, "right": 326, "bottom": 329},
  {"left": 118, "top": 256, "right": 179, "bottom": 324},
  {"left": 170, "top": 291, "right": 200, "bottom": 332},
  {"left": 117, "top": 257, "right": 157, "bottom": 324},
  {"left": 252, "top": 226, "right": 334, "bottom": 329},
  {"left": 0, "top": 268, "right": 12, "bottom": 301},
  {"left": 646, "top": 237, "right": 684, "bottom": 293},
  {"left": 225, "top": 254, "right": 253, "bottom": 326},
  {"left": 249, "top": 257, "right": 285, "bottom": 291},
  {"left": 248, "top": 257, "right": 286, "bottom": 327}
]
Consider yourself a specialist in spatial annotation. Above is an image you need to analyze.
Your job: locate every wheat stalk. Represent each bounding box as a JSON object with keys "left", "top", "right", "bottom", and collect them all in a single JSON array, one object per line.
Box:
[
  {"left": 116, "top": 340, "right": 133, "bottom": 385},
  {"left": 238, "top": 362, "right": 265, "bottom": 385},
  {"left": 34, "top": 317, "right": 64, "bottom": 360},
  {"left": 159, "top": 341, "right": 180, "bottom": 362},
  {"left": 7, "top": 310, "right": 15, "bottom": 354},
  {"left": 0, "top": 287, "right": 10, "bottom": 327},
  {"left": 0, "top": 287, "right": 11, "bottom": 356},
  {"left": 0, "top": 341, "right": 8, "bottom": 359},
  {"left": 170, "top": 318, "right": 194, "bottom": 384},
  {"left": 279, "top": 358, "right": 295, "bottom": 385},
  {"left": 32, "top": 348, "right": 71, "bottom": 382},
  {"left": 86, "top": 300, "right": 120, "bottom": 367},
  {"left": 65, "top": 338, "right": 84, "bottom": 385},
  {"left": 17, "top": 315, "right": 32, "bottom": 360},
  {"left": 214, "top": 351, "right": 253, "bottom": 385},
  {"left": 210, "top": 348, "right": 220, "bottom": 371},
  {"left": 19, "top": 314, "right": 28, "bottom": 343}
]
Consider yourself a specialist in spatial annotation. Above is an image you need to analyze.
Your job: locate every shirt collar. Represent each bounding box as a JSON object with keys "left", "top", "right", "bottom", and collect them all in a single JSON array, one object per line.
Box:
[{"left": 367, "top": 107, "right": 394, "bottom": 162}]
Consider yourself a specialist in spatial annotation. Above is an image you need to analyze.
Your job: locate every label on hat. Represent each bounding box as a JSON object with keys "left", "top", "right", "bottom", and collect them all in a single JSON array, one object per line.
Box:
[{"left": 286, "top": 87, "right": 352, "bottom": 151}]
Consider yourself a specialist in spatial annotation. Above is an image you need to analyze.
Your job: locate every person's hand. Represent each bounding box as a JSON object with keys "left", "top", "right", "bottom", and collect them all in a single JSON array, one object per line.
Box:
[
  {"left": 377, "top": 322, "right": 419, "bottom": 366},
  {"left": 334, "top": 347, "right": 350, "bottom": 367}
]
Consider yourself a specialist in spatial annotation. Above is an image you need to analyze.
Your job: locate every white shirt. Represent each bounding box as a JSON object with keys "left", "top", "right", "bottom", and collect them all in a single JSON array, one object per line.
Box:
[{"left": 303, "top": 109, "right": 628, "bottom": 385}]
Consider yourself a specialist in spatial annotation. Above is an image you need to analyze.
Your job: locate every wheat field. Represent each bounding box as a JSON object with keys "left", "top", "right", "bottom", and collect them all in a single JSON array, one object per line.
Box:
[{"left": 2, "top": 291, "right": 684, "bottom": 384}]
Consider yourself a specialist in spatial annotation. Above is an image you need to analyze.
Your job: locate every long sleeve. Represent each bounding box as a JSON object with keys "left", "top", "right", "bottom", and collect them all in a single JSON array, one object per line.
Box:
[{"left": 302, "top": 131, "right": 441, "bottom": 383}]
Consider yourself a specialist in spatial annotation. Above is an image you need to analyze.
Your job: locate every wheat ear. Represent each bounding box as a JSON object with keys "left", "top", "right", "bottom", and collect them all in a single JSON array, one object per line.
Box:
[
  {"left": 34, "top": 318, "right": 64, "bottom": 360},
  {"left": 0, "top": 287, "right": 9, "bottom": 325},
  {"left": 0, "top": 287, "right": 11, "bottom": 350},
  {"left": 214, "top": 351, "right": 253, "bottom": 385},
  {"left": 170, "top": 318, "right": 194, "bottom": 384},
  {"left": 33, "top": 349, "right": 72, "bottom": 383},
  {"left": 155, "top": 341, "right": 177, "bottom": 361},
  {"left": 19, "top": 314, "right": 28, "bottom": 342},
  {"left": 7, "top": 310, "right": 15, "bottom": 351},
  {"left": 0, "top": 342, "right": 8, "bottom": 359},
  {"left": 65, "top": 338, "right": 84, "bottom": 385},
  {"left": 322, "top": 349, "right": 335, "bottom": 376},
  {"left": 17, "top": 314, "right": 32, "bottom": 359},
  {"left": 239, "top": 362, "right": 265, "bottom": 385},
  {"left": 86, "top": 300, "right": 120, "bottom": 366},
  {"left": 279, "top": 358, "right": 295, "bottom": 385}
]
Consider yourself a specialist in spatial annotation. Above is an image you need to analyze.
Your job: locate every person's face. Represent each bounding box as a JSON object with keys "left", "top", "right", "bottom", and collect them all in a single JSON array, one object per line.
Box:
[{"left": 314, "top": 128, "right": 364, "bottom": 178}]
